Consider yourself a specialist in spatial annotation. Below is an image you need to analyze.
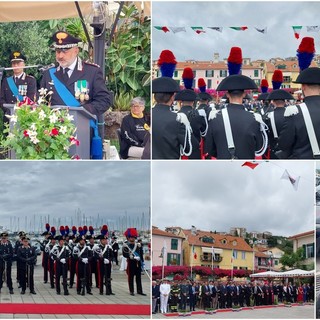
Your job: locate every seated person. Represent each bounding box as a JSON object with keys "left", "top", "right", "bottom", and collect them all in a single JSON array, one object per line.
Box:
[{"left": 119, "top": 97, "right": 150, "bottom": 159}]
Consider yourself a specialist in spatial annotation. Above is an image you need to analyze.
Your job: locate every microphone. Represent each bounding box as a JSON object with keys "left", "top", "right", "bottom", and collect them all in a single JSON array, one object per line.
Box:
[{"left": 38, "top": 63, "right": 56, "bottom": 72}]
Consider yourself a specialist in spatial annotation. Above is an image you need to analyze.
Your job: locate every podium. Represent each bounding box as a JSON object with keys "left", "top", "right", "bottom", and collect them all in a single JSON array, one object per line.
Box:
[{"left": 4, "top": 104, "right": 96, "bottom": 160}]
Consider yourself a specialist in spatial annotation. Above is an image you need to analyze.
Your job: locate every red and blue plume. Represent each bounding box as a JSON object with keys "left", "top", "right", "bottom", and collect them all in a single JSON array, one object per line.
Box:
[
  {"left": 45, "top": 223, "right": 50, "bottom": 232},
  {"left": 297, "top": 37, "right": 315, "bottom": 71},
  {"left": 65, "top": 226, "right": 69, "bottom": 235},
  {"left": 50, "top": 226, "right": 56, "bottom": 237},
  {"left": 72, "top": 226, "right": 77, "bottom": 235},
  {"left": 89, "top": 226, "right": 94, "bottom": 235},
  {"left": 83, "top": 225, "right": 88, "bottom": 235},
  {"left": 60, "top": 226, "right": 65, "bottom": 236},
  {"left": 227, "top": 47, "right": 242, "bottom": 75},
  {"left": 198, "top": 78, "right": 206, "bottom": 93},
  {"left": 124, "top": 228, "right": 138, "bottom": 238},
  {"left": 101, "top": 225, "right": 108, "bottom": 236},
  {"left": 157, "top": 50, "right": 177, "bottom": 78},
  {"left": 272, "top": 70, "right": 283, "bottom": 90},
  {"left": 78, "top": 227, "right": 83, "bottom": 236},
  {"left": 260, "top": 79, "right": 269, "bottom": 93},
  {"left": 182, "top": 67, "right": 194, "bottom": 89}
]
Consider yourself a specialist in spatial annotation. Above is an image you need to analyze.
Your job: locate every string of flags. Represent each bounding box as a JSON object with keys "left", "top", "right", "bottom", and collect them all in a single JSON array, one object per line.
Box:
[
  {"left": 154, "top": 25, "right": 320, "bottom": 39},
  {"left": 241, "top": 162, "right": 301, "bottom": 191}
]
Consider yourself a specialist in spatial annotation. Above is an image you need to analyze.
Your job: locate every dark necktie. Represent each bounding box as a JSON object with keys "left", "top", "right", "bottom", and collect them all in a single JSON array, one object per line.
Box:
[
  {"left": 14, "top": 76, "right": 19, "bottom": 83},
  {"left": 62, "top": 67, "right": 70, "bottom": 82}
]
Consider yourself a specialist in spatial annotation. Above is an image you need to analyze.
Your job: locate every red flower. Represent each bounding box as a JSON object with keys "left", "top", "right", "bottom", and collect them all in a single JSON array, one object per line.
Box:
[
  {"left": 51, "top": 128, "right": 59, "bottom": 136},
  {"left": 23, "top": 130, "right": 29, "bottom": 137},
  {"left": 70, "top": 136, "right": 80, "bottom": 146},
  {"left": 18, "top": 96, "right": 35, "bottom": 107}
]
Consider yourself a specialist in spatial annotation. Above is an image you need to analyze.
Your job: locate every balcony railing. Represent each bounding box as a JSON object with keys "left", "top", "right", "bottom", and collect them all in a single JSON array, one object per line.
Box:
[{"left": 200, "top": 255, "right": 222, "bottom": 262}]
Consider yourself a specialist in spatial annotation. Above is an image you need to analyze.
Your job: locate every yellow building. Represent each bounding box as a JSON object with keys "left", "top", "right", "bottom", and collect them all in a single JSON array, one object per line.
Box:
[{"left": 174, "top": 228, "right": 254, "bottom": 271}]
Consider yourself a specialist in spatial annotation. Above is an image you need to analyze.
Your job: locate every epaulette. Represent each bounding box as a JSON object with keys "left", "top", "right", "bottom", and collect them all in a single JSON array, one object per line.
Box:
[
  {"left": 84, "top": 60, "right": 100, "bottom": 68},
  {"left": 26, "top": 74, "right": 35, "bottom": 79},
  {"left": 208, "top": 108, "right": 219, "bottom": 121},
  {"left": 176, "top": 112, "right": 191, "bottom": 127},
  {"left": 198, "top": 109, "right": 207, "bottom": 118},
  {"left": 284, "top": 105, "right": 299, "bottom": 117},
  {"left": 253, "top": 112, "right": 264, "bottom": 124}
]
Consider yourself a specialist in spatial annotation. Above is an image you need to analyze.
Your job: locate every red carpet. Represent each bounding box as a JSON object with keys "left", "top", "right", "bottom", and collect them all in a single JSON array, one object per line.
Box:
[{"left": 0, "top": 303, "right": 150, "bottom": 315}]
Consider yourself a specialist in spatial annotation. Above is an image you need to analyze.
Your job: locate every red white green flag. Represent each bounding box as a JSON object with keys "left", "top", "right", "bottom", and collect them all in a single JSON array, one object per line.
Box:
[
  {"left": 292, "top": 26, "right": 303, "bottom": 39},
  {"left": 191, "top": 26, "right": 206, "bottom": 34},
  {"left": 154, "top": 26, "right": 170, "bottom": 33},
  {"left": 230, "top": 26, "right": 248, "bottom": 31}
]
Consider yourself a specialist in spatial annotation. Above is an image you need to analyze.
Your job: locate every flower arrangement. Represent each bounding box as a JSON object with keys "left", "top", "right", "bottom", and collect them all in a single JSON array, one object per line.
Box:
[{"left": 2, "top": 90, "right": 80, "bottom": 160}]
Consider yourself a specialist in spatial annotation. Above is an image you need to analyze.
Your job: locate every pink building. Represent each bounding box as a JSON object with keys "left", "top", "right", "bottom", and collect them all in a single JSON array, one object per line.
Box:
[{"left": 152, "top": 226, "right": 184, "bottom": 266}]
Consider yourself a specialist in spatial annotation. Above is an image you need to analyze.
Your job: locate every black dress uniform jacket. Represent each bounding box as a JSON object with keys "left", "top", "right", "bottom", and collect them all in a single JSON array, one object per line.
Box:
[
  {"left": 178, "top": 105, "right": 206, "bottom": 159},
  {"left": 152, "top": 104, "right": 190, "bottom": 159},
  {"left": 205, "top": 104, "right": 263, "bottom": 159},
  {"left": 40, "top": 58, "right": 111, "bottom": 116},
  {"left": 265, "top": 107, "right": 286, "bottom": 159},
  {"left": 277, "top": 96, "right": 320, "bottom": 159}
]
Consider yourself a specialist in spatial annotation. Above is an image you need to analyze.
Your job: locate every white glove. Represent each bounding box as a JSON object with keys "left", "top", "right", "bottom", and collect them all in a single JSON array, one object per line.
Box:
[
  {"left": 82, "top": 258, "right": 88, "bottom": 264},
  {"left": 134, "top": 255, "right": 141, "bottom": 261},
  {"left": 60, "top": 258, "right": 66, "bottom": 264},
  {"left": 104, "top": 258, "right": 110, "bottom": 264},
  {"left": 114, "top": 250, "right": 117, "bottom": 252}
]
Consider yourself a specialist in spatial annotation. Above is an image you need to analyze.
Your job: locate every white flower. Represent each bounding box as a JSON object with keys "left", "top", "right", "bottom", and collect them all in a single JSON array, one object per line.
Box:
[
  {"left": 8, "top": 132, "right": 15, "bottom": 139},
  {"left": 60, "top": 126, "right": 67, "bottom": 135},
  {"left": 38, "top": 110, "right": 46, "bottom": 120},
  {"left": 38, "top": 88, "right": 48, "bottom": 96},
  {"left": 37, "top": 97, "right": 45, "bottom": 105},
  {"left": 66, "top": 114, "right": 74, "bottom": 121},
  {"left": 47, "top": 90, "right": 54, "bottom": 96},
  {"left": 30, "top": 136, "right": 40, "bottom": 144},
  {"left": 6, "top": 114, "right": 18, "bottom": 123},
  {"left": 49, "top": 113, "right": 58, "bottom": 124},
  {"left": 30, "top": 123, "right": 37, "bottom": 131}
]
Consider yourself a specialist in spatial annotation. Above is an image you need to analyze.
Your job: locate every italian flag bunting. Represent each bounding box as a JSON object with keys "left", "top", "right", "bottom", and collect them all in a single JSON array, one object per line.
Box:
[
  {"left": 154, "top": 26, "right": 170, "bottom": 33},
  {"left": 230, "top": 26, "right": 248, "bottom": 31},
  {"left": 292, "top": 26, "right": 303, "bottom": 39},
  {"left": 191, "top": 26, "right": 206, "bottom": 34}
]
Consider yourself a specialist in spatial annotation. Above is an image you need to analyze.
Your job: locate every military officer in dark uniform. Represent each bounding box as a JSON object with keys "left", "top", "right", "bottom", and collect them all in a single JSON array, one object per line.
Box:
[
  {"left": 87, "top": 231, "right": 98, "bottom": 288},
  {"left": 197, "top": 78, "right": 213, "bottom": 118},
  {"left": 94, "top": 226, "right": 114, "bottom": 295},
  {"left": 264, "top": 90, "right": 294, "bottom": 159},
  {"left": 14, "top": 231, "right": 26, "bottom": 288},
  {"left": 175, "top": 89, "right": 207, "bottom": 159},
  {"left": 45, "top": 234, "right": 56, "bottom": 289},
  {"left": 277, "top": 67, "right": 320, "bottom": 159},
  {"left": 17, "top": 236, "right": 37, "bottom": 294},
  {"left": 73, "top": 234, "right": 92, "bottom": 295},
  {"left": 0, "top": 232, "right": 14, "bottom": 294},
  {"left": 111, "top": 236, "right": 119, "bottom": 266},
  {"left": 50, "top": 235, "right": 71, "bottom": 295},
  {"left": 152, "top": 77, "right": 193, "bottom": 159},
  {"left": 122, "top": 228, "right": 146, "bottom": 296},
  {"left": 39, "top": 226, "right": 51, "bottom": 284},
  {"left": 0, "top": 51, "right": 37, "bottom": 109},
  {"left": 205, "top": 74, "right": 267, "bottom": 159},
  {"left": 40, "top": 31, "right": 111, "bottom": 117}
]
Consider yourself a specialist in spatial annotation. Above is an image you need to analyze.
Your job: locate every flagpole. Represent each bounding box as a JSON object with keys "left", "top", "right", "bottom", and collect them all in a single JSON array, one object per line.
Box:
[
  {"left": 162, "top": 240, "right": 167, "bottom": 279},
  {"left": 231, "top": 249, "right": 234, "bottom": 280},
  {"left": 191, "top": 244, "right": 193, "bottom": 280},
  {"left": 211, "top": 246, "right": 214, "bottom": 270}
]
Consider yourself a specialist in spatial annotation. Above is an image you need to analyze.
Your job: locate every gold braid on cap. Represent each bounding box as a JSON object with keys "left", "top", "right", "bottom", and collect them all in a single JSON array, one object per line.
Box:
[{"left": 56, "top": 32, "right": 68, "bottom": 44}]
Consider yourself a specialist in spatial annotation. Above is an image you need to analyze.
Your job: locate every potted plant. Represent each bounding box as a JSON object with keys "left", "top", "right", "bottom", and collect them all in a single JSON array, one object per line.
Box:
[
  {"left": 284, "top": 301, "right": 292, "bottom": 307},
  {"left": 231, "top": 305, "right": 242, "bottom": 312},
  {"left": 204, "top": 308, "right": 217, "bottom": 314},
  {"left": 177, "top": 309, "right": 192, "bottom": 316}
]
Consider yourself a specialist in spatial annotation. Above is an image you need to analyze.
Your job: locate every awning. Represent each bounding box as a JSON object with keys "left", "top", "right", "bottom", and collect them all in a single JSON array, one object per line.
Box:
[
  {"left": 250, "top": 269, "right": 314, "bottom": 278},
  {"left": 0, "top": 2, "right": 93, "bottom": 22},
  {"left": 201, "top": 247, "right": 223, "bottom": 254},
  {"left": 0, "top": 1, "right": 150, "bottom": 23}
]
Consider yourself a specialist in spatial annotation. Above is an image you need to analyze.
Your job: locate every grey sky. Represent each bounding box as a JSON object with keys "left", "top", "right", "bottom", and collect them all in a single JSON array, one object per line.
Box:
[
  {"left": 152, "top": 161, "right": 314, "bottom": 237},
  {"left": 0, "top": 161, "right": 150, "bottom": 233},
  {"left": 152, "top": 1, "right": 320, "bottom": 62}
]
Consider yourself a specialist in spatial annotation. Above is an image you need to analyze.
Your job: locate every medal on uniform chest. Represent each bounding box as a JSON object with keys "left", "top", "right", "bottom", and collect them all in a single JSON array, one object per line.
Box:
[
  {"left": 75, "top": 80, "right": 89, "bottom": 102},
  {"left": 18, "top": 85, "right": 27, "bottom": 96}
]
